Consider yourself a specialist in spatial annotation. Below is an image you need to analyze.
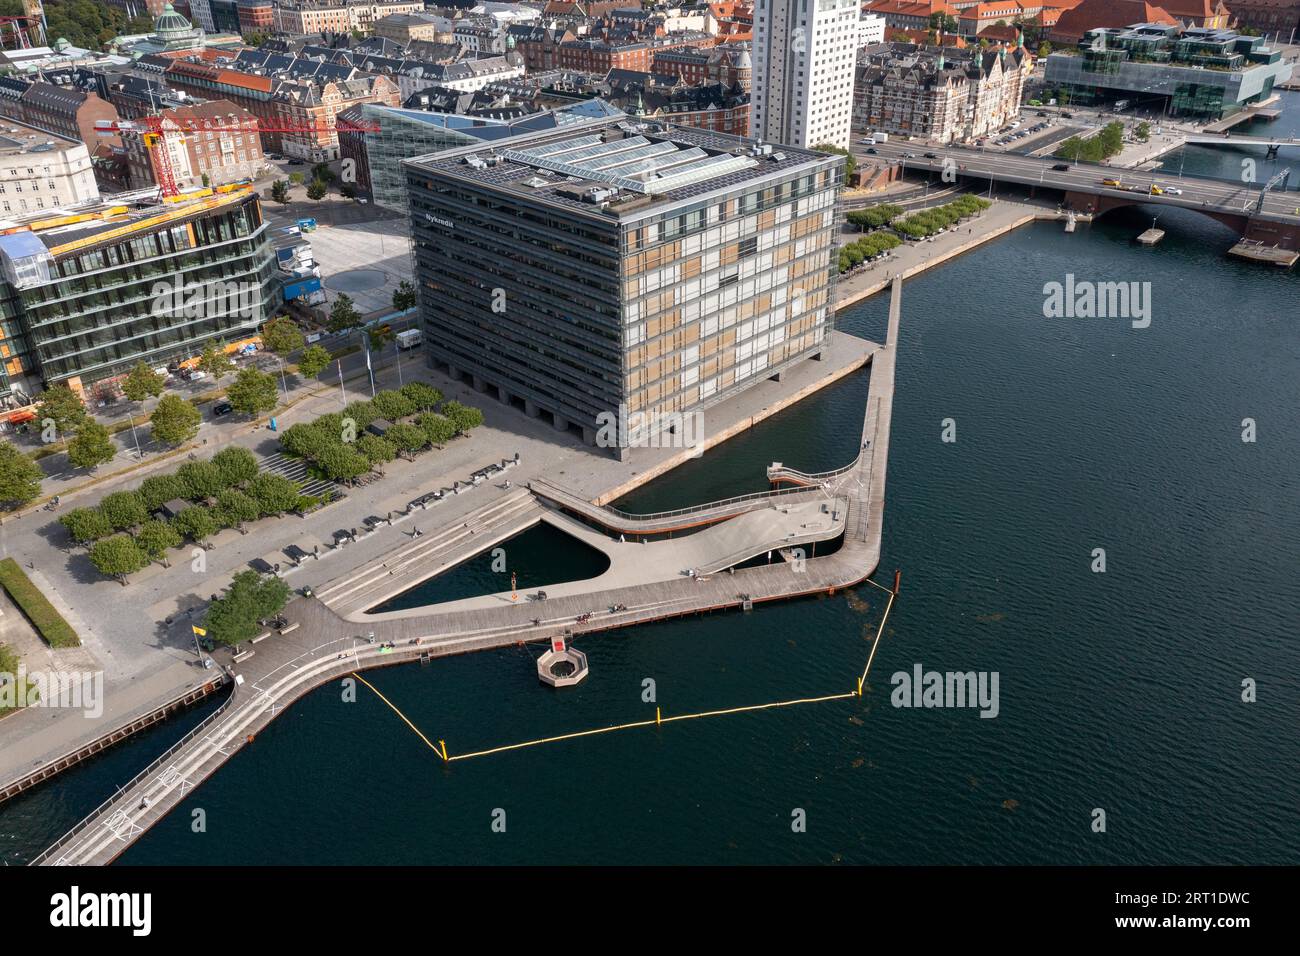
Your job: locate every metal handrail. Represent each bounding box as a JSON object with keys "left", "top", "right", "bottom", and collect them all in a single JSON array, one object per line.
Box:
[
  {"left": 531, "top": 478, "right": 811, "bottom": 524},
  {"left": 28, "top": 683, "right": 237, "bottom": 866},
  {"left": 767, "top": 454, "right": 863, "bottom": 485}
]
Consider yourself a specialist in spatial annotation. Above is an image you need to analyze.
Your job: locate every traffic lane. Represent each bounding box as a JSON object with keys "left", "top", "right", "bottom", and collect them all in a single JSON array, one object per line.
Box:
[{"left": 883, "top": 152, "right": 1291, "bottom": 214}]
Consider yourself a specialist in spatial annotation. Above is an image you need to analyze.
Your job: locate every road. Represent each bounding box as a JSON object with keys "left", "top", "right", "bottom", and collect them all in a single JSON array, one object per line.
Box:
[{"left": 859, "top": 141, "right": 1300, "bottom": 222}]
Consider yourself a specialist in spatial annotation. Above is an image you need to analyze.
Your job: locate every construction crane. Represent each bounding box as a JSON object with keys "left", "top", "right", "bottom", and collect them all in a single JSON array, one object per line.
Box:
[
  {"left": 93, "top": 116, "right": 380, "bottom": 199},
  {"left": 0, "top": 15, "right": 41, "bottom": 49}
]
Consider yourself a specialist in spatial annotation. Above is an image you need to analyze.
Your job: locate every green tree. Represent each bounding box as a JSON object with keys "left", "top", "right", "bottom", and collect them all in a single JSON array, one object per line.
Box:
[
  {"left": 1038, "top": 42, "right": 1051, "bottom": 58},
  {"left": 212, "top": 446, "right": 259, "bottom": 487},
  {"left": 306, "top": 178, "right": 328, "bottom": 201},
  {"left": 248, "top": 474, "right": 301, "bottom": 516},
  {"left": 67, "top": 421, "right": 116, "bottom": 471},
  {"left": 89, "top": 534, "right": 148, "bottom": 585},
  {"left": 99, "top": 491, "right": 148, "bottom": 531},
  {"left": 342, "top": 400, "right": 377, "bottom": 429},
  {"left": 177, "top": 460, "right": 227, "bottom": 500},
  {"left": 121, "top": 362, "right": 166, "bottom": 403},
  {"left": 400, "top": 382, "right": 442, "bottom": 411},
  {"left": 172, "top": 505, "right": 219, "bottom": 544},
  {"left": 355, "top": 433, "right": 396, "bottom": 471},
  {"left": 327, "top": 294, "right": 362, "bottom": 334},
  {"left": 370, "top": 389, "right": 415, "bottom": 421},
  {"left": 197, "top": 342, "right": 235, "bottom": 381},
  {"left": 226, "top": 367, "right": 279, "bottom": 417},
  {"left": 35, "top": 384, "right": 88, "bottom": 438},
  {"left": 317, "top": 443, "right": 371, "bottom": 483},
  {"left": 416, "top": 412, "right": 456, "bottom": 447},
  {"left": 368, "top": 326, "right": 393, "bottom": 353},
  {"left": 150, "top": 394, "right": 202, "bottom": 447},
  {"left": 385, "top": 422, "right": 428, "bottom": 456},
  {"left": 214, "top": 488, "right": 262, "bottom": 533},
  {"left": 271, "top": 179, "right": 290, "bottom": 204},
  {"left": 139, "top": 473, "right": 189, "bottom": 511},
  {"left": 297, "top": 344, "right": 331, "bottom": 379},
  {"left": 261, "top": 316, "right": 305, "bottom": 356},
  {"left": 0, "top": 441, "right": 42, "bottom": 510},
  {"left": 202, "top": 570, "right": 291, "bottom": 647},
  {"left": 392, "top": 280, "right": 417, "bottom": 311},
  {"left": 279, "top": 421, "right": 337, "bottom": 461},
  {"left": 60, "top": 507, "right": 111, "bottom": 546},
  {"left": 289, "top": 172, "right": 305, "bottom": 186},
  {"left": 442, "top": 401, "right": 484, "bottom": 435},
  {"left": 135, "top": 518, "right": 181, "bottom": 566},
  {"left": 1134, "top": 121, "right": 1151, "bottom": 142}
]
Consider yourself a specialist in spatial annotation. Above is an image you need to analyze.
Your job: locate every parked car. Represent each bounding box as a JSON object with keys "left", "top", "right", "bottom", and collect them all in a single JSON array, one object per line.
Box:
[{"left": 213, "top": 401, "right": 233, "bottom": 416}]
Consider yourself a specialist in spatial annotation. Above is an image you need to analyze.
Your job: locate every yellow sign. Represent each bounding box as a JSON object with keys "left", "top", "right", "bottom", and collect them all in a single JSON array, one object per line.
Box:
[{"left": 192, "top": 625, "right": 207, "bottom": 636}]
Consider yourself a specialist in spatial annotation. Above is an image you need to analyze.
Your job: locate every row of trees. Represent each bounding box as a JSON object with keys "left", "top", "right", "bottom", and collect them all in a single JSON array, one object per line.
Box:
[
  {"left": 847, "top": 204, "right": 905, "bottom": 232},
  {"left": 1055, "top": 122, "right": 1125, "bottom": 163},
  {"left": 893, "top": 195, "right": 992, "bottom": 239},
  {"left": 838, "top": 232, "right": 903, "bottom": 274},
  {"left": 279, "top": 384, "right": 483, "bottom": 484},
  {"left": 60, "top": 446, "right": 319, "bottom": 584}
]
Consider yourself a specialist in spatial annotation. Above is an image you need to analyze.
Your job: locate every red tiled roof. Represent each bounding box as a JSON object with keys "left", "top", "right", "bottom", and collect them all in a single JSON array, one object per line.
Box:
[{"left": 1049, "top": 0, "right": 1178, "bottom": 40}]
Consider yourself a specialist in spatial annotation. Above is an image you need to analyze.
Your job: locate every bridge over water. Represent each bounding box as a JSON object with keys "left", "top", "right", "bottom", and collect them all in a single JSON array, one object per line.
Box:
[
  {"left": 867, "top": 142, "right": 1300, "bottom": 251},
  {"left": 31, "top": 280, "right": 905, "bottom": 867}
]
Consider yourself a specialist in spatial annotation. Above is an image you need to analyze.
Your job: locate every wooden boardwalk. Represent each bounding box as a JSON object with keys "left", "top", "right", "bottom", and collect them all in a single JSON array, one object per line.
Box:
[{"left": 32, "top": 277, "right": 904, "bottom": 867}]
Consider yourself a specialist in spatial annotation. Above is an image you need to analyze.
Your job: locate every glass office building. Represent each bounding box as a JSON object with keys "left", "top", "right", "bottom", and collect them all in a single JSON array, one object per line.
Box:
[
  {"left": 1044, "top": 24, "right": 1293, "bottom": 118},
  {"left": 341, "top": 100, "right": 624, "bottom": 213},
  {"left": 0, "top": 188, "right": 278, "bottom": 401},
  {"left": 404, "top": 116, "right": 843, "bottom": 453}
]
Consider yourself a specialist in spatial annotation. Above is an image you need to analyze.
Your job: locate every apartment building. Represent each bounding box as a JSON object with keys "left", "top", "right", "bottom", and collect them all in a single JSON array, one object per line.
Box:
[
  {"left": 0, "top": 122, "right": 99, "bottom": 219},
  {"left": 752, "top": 0, "right": 860, "bottom": 149},
  {"left": 122, "top": 100, "right": 265, "bottom": 191}
]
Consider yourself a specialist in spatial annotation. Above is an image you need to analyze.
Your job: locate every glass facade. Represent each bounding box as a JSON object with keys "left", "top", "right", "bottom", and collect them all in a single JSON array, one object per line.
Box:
[
  {"left": 1045, "top": 26, "right": 1292, "bottom": 119},
  {"left": 0, "top": 193, "right": 278, "bottom": 396}
]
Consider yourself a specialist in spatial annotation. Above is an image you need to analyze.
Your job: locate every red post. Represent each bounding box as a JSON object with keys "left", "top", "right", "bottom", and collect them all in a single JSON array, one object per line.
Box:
[{"left": 892, "top": 569, "right": 901, "bottom": 595}]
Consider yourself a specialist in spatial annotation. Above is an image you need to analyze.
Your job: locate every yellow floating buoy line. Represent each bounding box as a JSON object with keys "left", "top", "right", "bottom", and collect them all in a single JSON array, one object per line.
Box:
[{"left": 352, "top": 572, "right": 901, "bottom": 765}]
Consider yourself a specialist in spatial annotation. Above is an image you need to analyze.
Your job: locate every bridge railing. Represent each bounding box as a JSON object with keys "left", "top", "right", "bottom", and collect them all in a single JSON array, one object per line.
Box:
[
  {"left": 28, "top": 684, "right": 237, "bottom": 866},
  {"left": 530, "top": 478, "right": 813, "bottom": 524}
]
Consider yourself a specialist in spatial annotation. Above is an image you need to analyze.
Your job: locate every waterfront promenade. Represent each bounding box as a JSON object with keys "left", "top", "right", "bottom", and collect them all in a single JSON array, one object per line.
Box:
[{"left": 30, "top": 277, "right": 903, "bottom": 866}]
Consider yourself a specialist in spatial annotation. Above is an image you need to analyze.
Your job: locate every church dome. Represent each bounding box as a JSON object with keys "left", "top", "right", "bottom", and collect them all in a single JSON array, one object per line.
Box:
[{"left": 154, "top": 4, "right": 196, "bottom": 37}]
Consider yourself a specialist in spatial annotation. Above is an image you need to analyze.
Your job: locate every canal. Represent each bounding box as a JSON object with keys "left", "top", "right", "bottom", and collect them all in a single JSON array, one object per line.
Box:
[{"left": 1, "top": 185, "right": 1295, "bottom": 866}]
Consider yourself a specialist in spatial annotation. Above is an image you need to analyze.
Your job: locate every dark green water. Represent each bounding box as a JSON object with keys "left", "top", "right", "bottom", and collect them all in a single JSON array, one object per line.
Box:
[
  {"left": 370, "top": 523, "right": 611, "bottom": 614},
  {"left": 2, "top": 200, "right": 1296, "bottom": 865}
]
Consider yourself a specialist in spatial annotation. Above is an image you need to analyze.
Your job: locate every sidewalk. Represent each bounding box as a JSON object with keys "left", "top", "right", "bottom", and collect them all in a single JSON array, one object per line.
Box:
[{"left": 834, "top": 197, "right": 1073, "bottom": 310}]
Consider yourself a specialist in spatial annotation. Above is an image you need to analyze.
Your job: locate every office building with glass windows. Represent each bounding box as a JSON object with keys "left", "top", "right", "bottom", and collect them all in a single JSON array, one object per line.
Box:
[
  {"left": 404, "top": 115, "right": 842, "bottom": 452},
  {"left": 0, "top": 186, "right": 278, "bottom": 403},
  {"left": 1044, "top": 23, "right": 1293, "bottom": 118}
]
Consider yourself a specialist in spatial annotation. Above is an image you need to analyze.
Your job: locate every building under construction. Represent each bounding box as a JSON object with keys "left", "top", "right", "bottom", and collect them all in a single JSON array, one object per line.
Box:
[{"left": 0, "top": 183, "right": 279, "bottom": 404}]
